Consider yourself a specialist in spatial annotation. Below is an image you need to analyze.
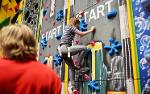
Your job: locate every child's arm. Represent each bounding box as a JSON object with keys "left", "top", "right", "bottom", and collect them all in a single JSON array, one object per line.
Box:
[{"left": 75, "top": 26, "right": 96, "bottom": 36}]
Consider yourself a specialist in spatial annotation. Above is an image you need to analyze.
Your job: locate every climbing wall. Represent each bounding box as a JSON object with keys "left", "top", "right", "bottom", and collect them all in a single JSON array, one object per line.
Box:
[
  {"left": 38, "top": 0, "right": 65, "bottom": 64},
  {"left": 0, "top": 0, "right": 24, "bottom": 29},
  {"left": 73, "top": 0, "right": 128, "bottom": 94},
  {"left": 38, "top": 0, "right": 65, "bottom": 93},
  {"left": 132, "top": 0, "right": 150, "bottom": 94},
  {"left": 37, "top": 0, "right": 135, "bottom": 94},
  {"left": 73, "top": 0, "right": 121, "bottom": 68},
  {"left": 22, "top": 0, "right": 41, "bottom": 35}
]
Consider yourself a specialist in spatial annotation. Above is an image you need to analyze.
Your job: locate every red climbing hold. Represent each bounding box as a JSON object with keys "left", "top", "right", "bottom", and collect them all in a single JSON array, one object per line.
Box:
[
  {"left": 84, "top": 74, "right": 90, "bottom": 80},
  {"left": 73, "top": 89, "right": 79, "bottom": 94},
  {"left": 74, "top": 60, "right": 78, "bottom": 65},
  {"left": 44, "top": 32, "right": 46, "bottom": 35},
  {"left": 45, "top": 53, "right": 50, "bottom": 57},
  {"left": 39, "top": 52, "right": 42, "bottom": 56},
  {"left": 44, "top": 16, "right": 48, "bottom": 21},
  {"left": 45, "top": 1, "right": 49, "bottom": 8},
  {"left": 96, "top": 0, "right": 100, "bottom": 3},
  {"left": 89, "top": 41, "right": 96, "bottom": 46},
  {"left": 75, "top": 40, "right": 80, "bottom": 44},
  {"left": 48, "top": 43, "right": 51, "bottom": 48},
  {"left": 79, "top": 11, "right": 85, "bottom": 17},
  {"left": 51, "top": 19, "right": 56, "bottom": 26}
]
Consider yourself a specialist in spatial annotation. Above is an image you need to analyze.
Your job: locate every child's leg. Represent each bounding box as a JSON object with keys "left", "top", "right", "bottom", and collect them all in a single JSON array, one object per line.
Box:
[
  {"left": 69, "top": 45, "right": 87, "bottom": 55},
  {"left": 60, "top": 45, "right": 87, "bottom": 56},
  {"left": 63, "top": 57, "right": 76, "bottom": 90}
]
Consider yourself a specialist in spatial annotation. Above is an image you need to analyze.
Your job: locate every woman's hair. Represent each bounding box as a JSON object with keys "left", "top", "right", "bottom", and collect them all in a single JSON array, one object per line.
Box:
[
  {"left": 69, "top": 17, "right": 80, "bottom": 27},
  {"left": 0, "top": 24, "right": 37, "bottom": 61}
]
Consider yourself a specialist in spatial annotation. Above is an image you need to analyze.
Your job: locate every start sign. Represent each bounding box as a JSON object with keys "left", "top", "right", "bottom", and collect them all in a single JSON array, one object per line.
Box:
[
  {"left": 42, "top": 25, "right": 62, "bottom": 40},
  {"left": 84, "top": 0, "right": 114, "bottom": 22}
]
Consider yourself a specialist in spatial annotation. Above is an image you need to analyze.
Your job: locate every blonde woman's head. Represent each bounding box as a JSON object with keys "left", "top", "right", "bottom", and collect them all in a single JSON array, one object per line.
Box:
[
  {"left": 69, "top": 17, "right": 80, "bottom": 28},
  {"left": 0, "top": 24, "right": 37, "bottom": 61}
]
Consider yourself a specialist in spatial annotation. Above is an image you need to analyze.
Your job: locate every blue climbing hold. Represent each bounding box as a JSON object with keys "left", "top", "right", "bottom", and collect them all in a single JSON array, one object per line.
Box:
[
  {"left": 43, "top": 9, "right": 47, "bottom": 16},
  {"left": 55, "top": 10, "right": 64, "bottom": 21},
  {"left": 53, "top": 52, "right": 62, "bottom": 66},
  {"left": 104, "top": 37, "right": 122, "bottom": 56},
  {"left": 85, "top": 48, "right": 91, "bottom": 55},
  {"left": 56, "top": 32, "right": 63, "bottom": 40},
  {"left": 107, "top": 8, "right": 117, "bottom": 19},
  {"left": 79, "top": 19, "right": 88, "bottom": 31},
  {"left": 88, "top": 80, "right": 100, "bottom": 92},
  {"left": 40, "top": 36, "right": 47, "bottom": 49},
  {"left": 43, "top": 57, "right": 48, "bottom": 64}
]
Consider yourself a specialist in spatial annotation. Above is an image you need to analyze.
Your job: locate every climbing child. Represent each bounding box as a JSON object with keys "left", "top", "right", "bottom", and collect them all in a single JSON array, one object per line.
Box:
[{"left": 59, "top": 13, "right": 96, "bottom": 93}]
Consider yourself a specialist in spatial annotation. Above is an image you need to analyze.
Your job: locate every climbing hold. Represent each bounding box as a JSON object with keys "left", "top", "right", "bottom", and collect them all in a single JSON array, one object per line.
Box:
[
  {"left": 51, "top": 19, "right": 56, "bottom": 26},
  {"left": 40, "top": 36, "right": 47, "bottom": 49},
  {"left": 55, "top": 10, "right": 64, "bottom": 21},
  {"left": 45, "top": 53, "right": 50, "bottom": 57},
  {"left": 73, "top": 89, "right": 79, "bottom": 94},
  {"left": 88, "top": 80, "right": 100, "bottom": 92},
  {"left": 141, "top": 0, "right": 150, "bottom": 11},
  {"left": 48, "top": 43, "right": 51, "bottom": 48},
  {"left": 39, "top": 52, "right": 42, "bottom": 56},
  {"left": 75, "top": 40, "right": 80, "bottom": 44},
  {"left": 44, "top": 16, "right": 48, "bottom": 21},
  {"left": 79, "top": 19, "right": 88, "bottom": 31},
  {"left": 104, "top": 37, "right": 122, "bottom": 56},
  {"left": 56, "top": 32, "right": 63, "bottom": 40},
  {"left": 84, "top": 74, "right": 90, "bottom": 80},
  {"left": 53, "top": 52, "right": 62, "bottom": 66},
  {"left": 45, "top": 2, "right": 49, "bottom": 8},
  {"left": 96, "top": 0, "right": 100, "bottom": 3},
  {"left": 85, "top": 48, "right": 91, "bottom": 58},
  {"left": 78, "top": 11, "right": 85, "bottom": 18},
  {"left": 43, "top": 9, "right": 47, "bottom": 16},
  {"left": 107, "top": 8, "right": 117, "bottom": 19},
  {"left": 43, "top": 57, "right": 48, "bottom": 64},
  {"left": 74, "top": 59, "right": 78, "bottom": 65},
  {"left": 89, "top": 41, "right": 96, "bottom": 46}
]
